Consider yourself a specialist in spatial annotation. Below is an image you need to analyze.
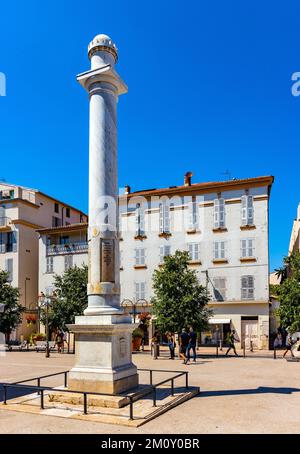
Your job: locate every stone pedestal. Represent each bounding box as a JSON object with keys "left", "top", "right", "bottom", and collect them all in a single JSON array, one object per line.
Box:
[{"left": 68, "top": 315, "right": 138, "bottom": 394}]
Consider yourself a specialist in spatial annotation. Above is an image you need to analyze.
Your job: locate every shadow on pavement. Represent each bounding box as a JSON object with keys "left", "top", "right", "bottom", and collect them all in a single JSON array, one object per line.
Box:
[{"left": 198, "top": 386, "right": 300, "bottom": 398}]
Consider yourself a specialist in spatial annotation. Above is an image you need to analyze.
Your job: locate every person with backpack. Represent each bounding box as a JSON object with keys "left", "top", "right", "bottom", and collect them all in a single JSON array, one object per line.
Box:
[{"left": 179, "top": 328, "right": 189, "bottom": 363}]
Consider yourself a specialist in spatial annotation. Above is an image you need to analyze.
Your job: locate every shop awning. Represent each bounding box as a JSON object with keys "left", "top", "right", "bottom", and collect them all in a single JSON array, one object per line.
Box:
[{"left": 208, "top": 318, "right": 231, "bottom": 325}]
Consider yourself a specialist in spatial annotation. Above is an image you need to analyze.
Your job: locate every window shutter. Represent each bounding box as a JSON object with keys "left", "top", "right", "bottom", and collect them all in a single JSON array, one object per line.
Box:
[
  {"left": 0, "top": 233, "right": 5, "bottom": 253},
  {"left": 241, "top": 239, "right": 247, "bottom": 257},
  {"left": 219, "top": 198, "right": 225, "bottom": 227},
  {"left": 141, "top": 282, "right": 145, "bottom": 299},
  {"left": 140, "top": 208, "right": 145, "bottom": 234},
  {"left": 213, "top": 242, "right": 218, "bottom": 259},
  {"left": 165, "top": 245, "right": 171, "bottom": 257},
  {"left": 164, "top": 203, "right": 170, "bottom": 233},
  {"left": 247, "top": 196, "right": 254, "bottom": 225},
  {"left": 248, "top": 239, "right": 254, "bottom": 257},
  {"left": 5, "top": 258, "right": 13, "bottom": 282},
  {"left": 134, "top": 248, "right": 139, "bottom": 265},
  {"left": 241, "top": 195, "right": 247, "bottom": 225},
  {"left": 135, "top": 207, "right": 139, "bottom": 235},
  {"left": 159, "top": 204, "right": 164, "bottom": 233},
  {"left": 12, "top": 231, "right": 17, "bottom": 252},
  {"left": 188, "top": 243, "right": 193, "bottom": 260},
  {"left": 159, "top": 246, "right": 164, "bottom": 263},
  {"left": 214, "top": 199, "right": 219, "bottom": 228},
  {"left": 220, "top": 241, "right": 225, "bottom": 259},
  {"left": 140, "top": 248, "right": 145, "bottom": 265}
]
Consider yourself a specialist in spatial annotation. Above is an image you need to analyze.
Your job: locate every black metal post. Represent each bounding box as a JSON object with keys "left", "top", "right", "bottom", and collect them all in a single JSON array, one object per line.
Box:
[
  {"left": 83, "top": 393, "right": 87, "bottom": 414},
  {"left": 3, "top": 385, "right": 7, "bottom": 404},
  {"left": 37, "top": 378, "right": 41, "bottom": 395},
  {"left": 274, "top": 348, "right": 276, "bottom": 360},
  {"left": 129, "top": 396, "right": 133, "bottom": 420},
  {"left": 150, "top": 370, "right": 153, "bottom": 385},
  {"left": 171, "top": 378, "right": 174, "bottom": 396},
  {"left": 243, "top": 343, "right": 246, "bottom": 358},
  {"left": 152, "top": 387, "right": 156, "bottom": 407},
  {"left": 133, "top": 304, "right": 136, "bottom": 324},
  {"left": 40, "top": 389, "right": 44, "bottom": 409},
  {"left": 216, "top": 346, "right": 219, "bottom": 357},
  {"left": 64, "top": 372, "right": 68, "bottom": 388},
  {"left": 45, "top": 303, "right": 50, "bottom": 358},
  {"left": 185, "top": 372, "right": 189, "bottom": 389}
]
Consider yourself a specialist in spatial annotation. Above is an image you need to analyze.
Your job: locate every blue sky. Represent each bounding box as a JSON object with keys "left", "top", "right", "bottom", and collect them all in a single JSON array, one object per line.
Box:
[{"left": 0, "top": 0, "right": 299, "bottom": 271}]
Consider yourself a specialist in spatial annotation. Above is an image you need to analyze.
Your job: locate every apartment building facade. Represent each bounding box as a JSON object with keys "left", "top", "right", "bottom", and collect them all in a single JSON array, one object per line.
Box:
[
  {"left": 0, "top": 182, "right": 87, "bottom": 339},
  {"left": 38, "top": 174, "right": 273, "bottom": 349},
  {"left": 289, "top": 203, "right": 300, "bottom": 255}
]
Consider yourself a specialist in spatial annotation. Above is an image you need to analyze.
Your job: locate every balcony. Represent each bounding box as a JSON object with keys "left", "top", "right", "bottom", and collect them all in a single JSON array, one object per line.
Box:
[
  {"left": 47, "top": 242, "right": 88, "bottom": 256},
  {"left": 0, "top": 217, "right": 12, "bottom": 232}
]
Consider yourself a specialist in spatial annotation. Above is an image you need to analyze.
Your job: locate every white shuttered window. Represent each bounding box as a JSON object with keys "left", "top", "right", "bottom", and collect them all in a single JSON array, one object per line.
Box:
[
  {"left": 159, "top": 202, "right": 170, "bottom": 233},
  {"left": 213, "top": 277, "right": 226, "bottom": 301},
  {"left": 135, "top": 248, "right": 145, "bottom": 266},
  {"left": 214, "top": 198, "right": 225, "bottom": 228},
  {"left": 5, "top": 258, "right": 13, "bottom": 282},
  {"left": 241, "top": 195, "right": 254, "bottom": 226},
  {"left": 135, "top": 204, "right": 145, "bottom": 235},
  {"left": 213, "top": 241, "right": 226, "bottom": 260},
  {"left": 159, "top": 245, "right": 171, "bottom": 263},
  {"left": 135, "top": 282, "right": 146, "bottom": 300},
  {"left": 241, "top": 275, "right": 254, "bottom": 300},
  {"left": 240, "top": 239, "right": 255, "bottom": 258},
  {"left": 188, "top": 243, "right": 200, "bottom": 261}
]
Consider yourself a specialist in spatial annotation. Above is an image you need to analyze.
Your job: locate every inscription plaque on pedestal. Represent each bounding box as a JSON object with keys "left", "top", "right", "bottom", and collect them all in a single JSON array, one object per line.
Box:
[{"left": 101, "top": 239, "right": 115, "bottom": 282}]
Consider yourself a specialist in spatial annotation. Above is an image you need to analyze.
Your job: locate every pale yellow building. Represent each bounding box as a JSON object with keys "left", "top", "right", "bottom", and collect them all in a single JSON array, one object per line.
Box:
[{"left": 0, "top": 182, "right": 87, "bottom": 339}]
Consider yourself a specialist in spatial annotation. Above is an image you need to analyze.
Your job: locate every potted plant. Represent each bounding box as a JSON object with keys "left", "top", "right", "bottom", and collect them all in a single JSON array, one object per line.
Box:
[{"left": 132, "top": 328, "right": 144, "bottom": 351}]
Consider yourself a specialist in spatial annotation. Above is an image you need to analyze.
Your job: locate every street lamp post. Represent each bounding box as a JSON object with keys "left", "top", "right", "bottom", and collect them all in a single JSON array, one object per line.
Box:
[
  {"left": 38, "top": 291, "right": 56, "bottom": 358},
  {"left": 121, "top": 299, "right": 148, "bottom": 323}
]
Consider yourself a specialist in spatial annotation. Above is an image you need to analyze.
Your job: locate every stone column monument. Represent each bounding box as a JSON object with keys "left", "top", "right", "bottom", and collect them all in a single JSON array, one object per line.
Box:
[{"left": 68, "top": 34, "right": 138, "bottom": 394}]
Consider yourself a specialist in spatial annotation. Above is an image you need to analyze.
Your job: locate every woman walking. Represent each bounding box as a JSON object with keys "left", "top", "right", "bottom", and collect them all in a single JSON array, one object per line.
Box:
[{"left": 167, "top": 332, "right": 176, "bottom": 359}]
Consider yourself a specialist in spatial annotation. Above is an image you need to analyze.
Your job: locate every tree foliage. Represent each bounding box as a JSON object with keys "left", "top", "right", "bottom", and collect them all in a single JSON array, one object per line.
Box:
[
  {"left": 276, "top": 252, "right": 300, "bottom": 333},
  {"left": 151, "top": 250, "right": 211, "bottom": 333},
  {"left": 0, "top": 270, "right": 24, "bottom": 341},
  {"left": 40, "top": 265, "right": 88, "bottom": 332}
]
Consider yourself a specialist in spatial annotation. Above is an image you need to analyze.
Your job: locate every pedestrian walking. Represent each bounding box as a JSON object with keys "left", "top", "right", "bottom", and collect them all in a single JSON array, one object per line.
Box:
[
  {"left": 55, "top": 330, "right": 64, "bottom": 354},
  {"left": 185, "top": 327, "right": 197, "bottom": 364},
  {"left": 179, "top": 328, "right": 189, "bottom": 363},
  {"left": 167, "top": 332, "right": 176, "bottom": 359},
  {"left": 283, "top": 335, "right": 294, "bottom": 358},
  {"left": 225, "top": 330, "right": 239, "bottom": 357}
]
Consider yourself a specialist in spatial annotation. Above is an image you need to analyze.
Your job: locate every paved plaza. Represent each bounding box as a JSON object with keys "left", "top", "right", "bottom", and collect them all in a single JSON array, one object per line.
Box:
[{"left": 0, "top": 349, "right": 300, "bottom": 434}]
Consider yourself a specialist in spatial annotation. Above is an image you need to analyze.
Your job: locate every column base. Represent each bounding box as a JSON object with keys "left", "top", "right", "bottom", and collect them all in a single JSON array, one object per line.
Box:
[{"left": 67, "top": 316, "right": 139, "bottom": 395}]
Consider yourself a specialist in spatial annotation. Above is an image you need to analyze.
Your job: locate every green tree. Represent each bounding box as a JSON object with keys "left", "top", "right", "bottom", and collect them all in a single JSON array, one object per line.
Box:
[
  {"left": 40, "top": 265, "right": 88, "bottom": 332},
  {"left": 276, "top": 252, "right": 300, "bottom": 333},
  {"left": 0, "top": 270, "right": 24, "bottom": 342},
  {"left": 152, "top": 250, "right": 211, "bottom": 333}
]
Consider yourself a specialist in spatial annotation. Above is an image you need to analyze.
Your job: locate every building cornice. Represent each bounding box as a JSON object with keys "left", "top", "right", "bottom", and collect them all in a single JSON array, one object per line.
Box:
[
  {"left": 119, "top": 176, "right": 274, "bottom": 200},
  {"left": 36, "top": 223, "right": 88, "bottom": 235}
]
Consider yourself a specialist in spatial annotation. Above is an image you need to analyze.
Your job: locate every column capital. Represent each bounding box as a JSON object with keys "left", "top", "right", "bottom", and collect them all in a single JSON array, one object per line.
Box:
[{"left": 77, "top": 64, "right": 128, "bottom": 95}]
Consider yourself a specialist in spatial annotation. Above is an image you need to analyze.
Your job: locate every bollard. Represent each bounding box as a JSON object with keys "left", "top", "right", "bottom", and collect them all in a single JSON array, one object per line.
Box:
[
  {"left": 243, "top": 343, "right": 246, "bottom": 358},
  {"left": 273, "top": 348, "right": 276, "bottom": 360}
]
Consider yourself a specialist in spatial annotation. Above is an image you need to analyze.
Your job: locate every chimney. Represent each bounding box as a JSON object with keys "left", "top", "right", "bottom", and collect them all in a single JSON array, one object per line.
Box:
[
  {"left": 184, "top": 171, "right": 193, "bottom": 187},
  {"left": 124, "top": 185, "right": 131, "bottom": 195}
]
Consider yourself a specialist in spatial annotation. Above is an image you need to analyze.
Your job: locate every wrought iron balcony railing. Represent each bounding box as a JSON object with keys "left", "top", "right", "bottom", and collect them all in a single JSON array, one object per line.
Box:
[{"left": 46, "top": 242, "right": 88, "bottom": 256}]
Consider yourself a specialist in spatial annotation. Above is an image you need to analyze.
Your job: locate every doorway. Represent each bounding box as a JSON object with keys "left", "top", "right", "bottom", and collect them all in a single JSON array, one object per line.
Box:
[{"left": 241, "top": 317, "right": 258, "bottom": 349}]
